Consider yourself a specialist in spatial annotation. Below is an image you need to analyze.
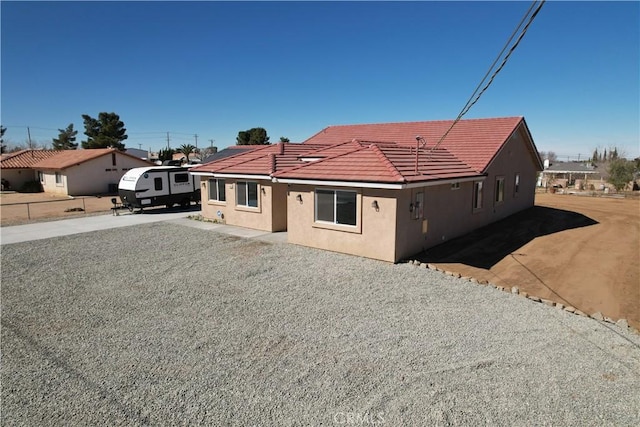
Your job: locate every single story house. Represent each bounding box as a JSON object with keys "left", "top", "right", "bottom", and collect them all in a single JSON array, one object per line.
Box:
[
  {"left": 538, "top": 162, "right": 602, "bottom": 190},
  {"left": 32, "top": 148, "right": 153, "bottom": 196},
  {"left": 0, "top": 149, "right": 58, "bottom": 191},
  {"left": 190, "top": 116, "right": 542, "bottom": 262}
]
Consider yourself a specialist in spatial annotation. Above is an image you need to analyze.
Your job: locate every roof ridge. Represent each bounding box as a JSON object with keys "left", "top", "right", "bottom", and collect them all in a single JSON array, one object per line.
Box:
[
  {"left": 368, "top": 144, "right": 404, "bottom": 181},
  {"left": 319, "top": 116, "right": 524, "bottom": 129},
  {"left": 209, "top": 144, "right": 276, "bottom": 173}
]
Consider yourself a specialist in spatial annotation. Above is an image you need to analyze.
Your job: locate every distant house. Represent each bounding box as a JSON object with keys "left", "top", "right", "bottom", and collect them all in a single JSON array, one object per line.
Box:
[
  {"left": 190, "top": 116, "right": 542, "bottom": 262},
  {"left": 0, "top": 149, "right": 58, "bottom": 191},
  {"left": 32, "top": 148, "right": 153, "bottom": 196},
  {"left": 539, "top": 162, "right": 602, "bottom": 190}
]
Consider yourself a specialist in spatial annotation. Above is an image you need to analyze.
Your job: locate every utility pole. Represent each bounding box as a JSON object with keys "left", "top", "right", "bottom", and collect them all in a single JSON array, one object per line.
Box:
[
  {"left": 166, "top": 132, "right": 170, "bottom": 150},
  {"left": 27, "top": 126, "right": 32, "bottom": 149}
]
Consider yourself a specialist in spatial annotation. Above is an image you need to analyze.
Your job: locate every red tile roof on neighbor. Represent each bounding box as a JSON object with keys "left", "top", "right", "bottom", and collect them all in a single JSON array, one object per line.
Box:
[
  {"left": 31, "top": 148, "right": 152, "bottom": 170},
  {"left": 190, "top": 117, "right": 539, "bottom": 185},
  {"left": 0, "top": 149, "right": 58, "bottom": 169}
]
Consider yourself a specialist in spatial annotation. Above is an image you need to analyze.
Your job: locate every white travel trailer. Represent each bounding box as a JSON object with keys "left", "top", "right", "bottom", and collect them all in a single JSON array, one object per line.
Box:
[{"left": 118, "top": 166, "right": 201, "bottom": 210}]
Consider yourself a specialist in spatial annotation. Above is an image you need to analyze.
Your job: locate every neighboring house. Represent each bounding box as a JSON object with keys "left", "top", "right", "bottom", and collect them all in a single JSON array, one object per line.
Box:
[
  {"left": 32, "top": 148, "right": 153, "bottom": 196},
  {"left": 0, "top": 149, "right": 58, "bottom": 190},
  {"left": 539, "top": 162, "right": 602, "bottom": 190},
  {"left": 190, "top": 116, "right": 542, "bottom": 262},
  {"left": 200, "top": 145, "right": 260, "bottom": 164},
  {"left": 125, "top": 148, "right": 152, "bottom": 160}
]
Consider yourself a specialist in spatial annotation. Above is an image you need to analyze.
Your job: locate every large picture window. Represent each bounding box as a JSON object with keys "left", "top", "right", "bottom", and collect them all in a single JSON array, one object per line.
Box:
[
  {"left": 208, "top": 179, "right": 226, "bottom": 202},
  {"left": 315, "top": 189, "right": 357, "bottom": 226},
  {"left": 236, "top": 181, "right": 258, "bottom": 207}
]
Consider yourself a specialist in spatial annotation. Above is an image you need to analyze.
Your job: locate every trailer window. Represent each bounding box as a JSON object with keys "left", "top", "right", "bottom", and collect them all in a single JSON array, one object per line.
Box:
[
  {"left": 175, "top": 173, "right": 189, "bottom": 183},
  {"left": 154, "top": 177, "right": 163, "bottom": 191}
]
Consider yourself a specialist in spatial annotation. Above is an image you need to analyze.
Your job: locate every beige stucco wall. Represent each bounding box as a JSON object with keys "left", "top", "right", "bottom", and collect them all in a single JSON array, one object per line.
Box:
[
  {"left": 39, "top": 153, "right": 151, "bottom": 196},
  {"left": 201, "top": 178, "right": 287, "bottom": 232},
  {"left": 286, "top": 185, "right": 398, "bottom": 262},
  {"left": 1, "top": 169, "right": 37, "bottom": 190},
  {"left": 395, "top": 126, "right": 539, "bottom": 261}
]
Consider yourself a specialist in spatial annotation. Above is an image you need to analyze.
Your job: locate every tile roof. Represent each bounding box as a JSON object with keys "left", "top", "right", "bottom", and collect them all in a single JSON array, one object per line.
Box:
[
  {"left": 189, "top": 117, "right": 539, "bottom": 186},
  {"left": 0, "top": 149, "right": 59, "bottom": 169},
  {"left": 31, "top": 148, "right": 151, "bottom": 170},
  {"left": 302, "top": 116, "right": 528, "bottom": 172},
  {"left": 190, "top": 143, "right": 329, "bottom": 176}
]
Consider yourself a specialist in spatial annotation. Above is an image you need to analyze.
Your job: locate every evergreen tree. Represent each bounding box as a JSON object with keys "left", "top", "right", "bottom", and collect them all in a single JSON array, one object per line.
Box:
[
  {"left": 592, "top": 148, "right": 598, "bottom": 163},
  {"left": 0, "top": 125, "right": 6, "bottom": 153},
  {"left": 52, "top": 123, "right": 78, "bottom": 150},
  {"left": 81, "top": 112, "right": 128, "bottom": 150},
  {"left": 236, "top": 127, "right": 270, "bottom": 145}
]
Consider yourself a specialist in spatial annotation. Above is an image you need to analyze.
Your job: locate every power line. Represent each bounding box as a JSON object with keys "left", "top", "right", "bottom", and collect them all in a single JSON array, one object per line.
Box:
[{"left": 426, "top": 0, "right": 546, "bottom": 155}]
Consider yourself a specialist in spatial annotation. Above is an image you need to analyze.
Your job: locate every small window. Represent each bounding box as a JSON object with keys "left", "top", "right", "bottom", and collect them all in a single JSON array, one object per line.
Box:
[
  {"left": 236, "top": 181, "right": 258, "bottom": 207},
  {"left": 154, "top": 177, "right": 163, "bottom": 191},
  {"left": 112, "top": 153, "right": 116, "bottom": 166},
  {"left": 473, "top": 181, "right": 483, "bottom": 211},
  {"left": 514, "top": 174, "right": 520, "bottom": 195},
  {"left": 55, "top": 172, "right": 63, "bottom": 185},
  {"left": 175, "top": 173, "right": 189, "bottom": 183},
  {"left": 451, "top": 182, "right": 460, "bottom": 190},
  {"left": 495, "top": 177, "right": 505, "bottom": 204},
  {"left": 315, "top": 189, "right": 357, "bottom": 226},
  {"left": 208, "top": 179, "right": 226, "bottom": 202}
]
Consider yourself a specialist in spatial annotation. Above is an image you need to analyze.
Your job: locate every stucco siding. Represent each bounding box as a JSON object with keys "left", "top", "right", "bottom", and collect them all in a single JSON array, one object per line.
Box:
[
  {"left": 201, "top": 179, "right": 283, "bottom": 232},
  {"left": 394, "top": 126, "right": 539, "bottom": 262},
  {"left": 287, "top": 185, "right": 398, "bottom": 262},
  {"left": 1, "top": 169, "right": 37, "bottom": 191}
]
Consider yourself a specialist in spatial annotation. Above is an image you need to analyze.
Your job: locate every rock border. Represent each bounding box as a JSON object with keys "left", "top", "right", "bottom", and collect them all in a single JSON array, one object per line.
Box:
[{"left": 406, "top": 260, "right": 638, "bottom": 335}]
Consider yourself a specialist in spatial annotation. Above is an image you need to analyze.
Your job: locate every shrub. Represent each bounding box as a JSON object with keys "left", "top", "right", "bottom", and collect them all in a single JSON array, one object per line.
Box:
[{"left": 19, "top": 181, "right": 43, "bottom": 193}]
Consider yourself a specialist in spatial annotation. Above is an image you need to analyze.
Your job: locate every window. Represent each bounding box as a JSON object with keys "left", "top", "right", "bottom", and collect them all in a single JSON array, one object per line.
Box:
[
  {"left": 514, "top": 174, "right": 520, "bottom": 196},
  {"left": 175, "top": 173, "right": 189, "bottom": 183},
  {"left": 208, "top": 179, "right": 226, "bottom": 202},
  {"left": 473, "top": 181, "right": 483, "bottom": 210},
  {"left": 315, "top": 189, "right": 357, "bottom": 226},
  {"left": 236, "top": 181, "right": 258, "bottom": 207},
  {"left": 154, "top": 177, "right": 163, "bottom": 191},
  {"left": 55, "top": 172, "right": 62, "bottom": 185},
  {"left": 112, "top": 153, "right": 117, "bottom": 166},
  {"left": 495, "top": 177, "right": 505, "bottom": 204},
  {"left": 451, "top": 182, "right": 460, "bottom": 190}
]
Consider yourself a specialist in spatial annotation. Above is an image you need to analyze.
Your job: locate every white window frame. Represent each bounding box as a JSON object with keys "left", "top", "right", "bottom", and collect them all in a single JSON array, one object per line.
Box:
[
  {"left": 236, "top": 181, "right": 258, "bottom": 208},
  {"left": 495, "top": 176, "right": 505, "bottom": 204},
  {"left": 514, "top": 173, "right": 520, "bottom": 196},
  {"left": 55, "top": 172, "right": 63, "bottom": 186},
  {"left": 314, "top": 188, "right": 357, "bottom": 227},
  {"left": 208, "top": 178, "right": 226, "bottom": 202},
  {"left": 473, "top": 181, "right": 483, "bottom": 211},
  {"left": 451, "top": 182, "right": 460, "bottom": 190}
]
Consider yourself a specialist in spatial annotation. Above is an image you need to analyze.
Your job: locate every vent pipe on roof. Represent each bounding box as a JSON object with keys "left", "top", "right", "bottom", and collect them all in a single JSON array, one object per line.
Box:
[
  {"left": 269, "top": 153, "right": 276, "bottom": 174},
  {"left": 415, "top": 136, "right": 426, "bottom": 174}
]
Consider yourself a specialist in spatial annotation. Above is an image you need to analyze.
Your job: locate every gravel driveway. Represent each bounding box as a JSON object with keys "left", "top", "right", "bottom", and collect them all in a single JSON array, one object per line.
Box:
[{"left": 2, "top": 222, "right": 639, "bottom": 426}]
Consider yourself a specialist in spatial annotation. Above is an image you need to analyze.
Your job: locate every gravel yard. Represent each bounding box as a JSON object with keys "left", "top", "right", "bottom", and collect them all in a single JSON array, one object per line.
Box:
[{"left": 2, "top": 222, "right": 639, "bottom": 426}]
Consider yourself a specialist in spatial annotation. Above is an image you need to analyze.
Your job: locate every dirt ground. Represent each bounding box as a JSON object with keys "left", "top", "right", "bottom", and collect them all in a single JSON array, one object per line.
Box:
[
  {"left": 419, "top": 193, "right": 639, "bottom": 330},
  {"left": 0, "top": 192, "right": 117, "bottom": 226}
]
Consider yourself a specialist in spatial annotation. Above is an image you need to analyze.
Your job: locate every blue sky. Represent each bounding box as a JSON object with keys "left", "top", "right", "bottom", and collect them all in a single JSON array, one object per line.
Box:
[{"left": 2, "top": 1, "right": 639, "bottom": 159}]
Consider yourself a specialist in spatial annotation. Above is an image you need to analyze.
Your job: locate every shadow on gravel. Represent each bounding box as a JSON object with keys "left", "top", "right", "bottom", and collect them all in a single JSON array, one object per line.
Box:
[
  {"left": 415, "top": 206, "right": 599, "bottom": 269},
  {"left": 132, "top": 204, "right": 202, "bottom": 215}
]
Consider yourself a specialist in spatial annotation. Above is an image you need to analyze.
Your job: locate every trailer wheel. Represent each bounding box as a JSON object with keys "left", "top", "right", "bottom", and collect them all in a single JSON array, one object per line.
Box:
[
  {"left": 128, "top": 205, "right": 134, "bottom": 212},
  {"left": 180, "top": 198, "right": 190, "bottom": 208}
]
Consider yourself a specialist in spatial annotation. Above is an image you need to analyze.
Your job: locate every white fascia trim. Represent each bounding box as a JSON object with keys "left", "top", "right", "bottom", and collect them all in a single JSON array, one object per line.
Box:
[
  {"left": 273, "top": 178, "right": 405, "bottom": 189},
  {"left": 273, "top": 175, "right": 485, "bottom": 189},
  {"left": 190, "top": 172, "right": 272, "bottom": 180}
]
